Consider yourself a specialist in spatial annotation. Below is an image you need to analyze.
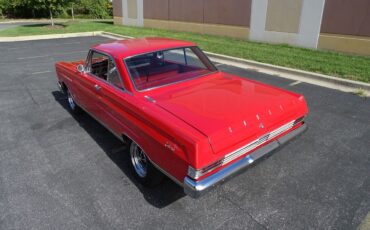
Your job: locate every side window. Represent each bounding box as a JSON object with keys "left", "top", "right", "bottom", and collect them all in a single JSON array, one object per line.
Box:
[
  {"left": 90, "top": 52, "right": 109, "bottom": 80},
  {"left": 107, "top": 58, "right": 124, "bottom": 89},
  {"left": 184, "top": 48, "right": 207, "bottom": 69},
  {"left": 88, "top": 51, "right": 124, "bottom": 90}
]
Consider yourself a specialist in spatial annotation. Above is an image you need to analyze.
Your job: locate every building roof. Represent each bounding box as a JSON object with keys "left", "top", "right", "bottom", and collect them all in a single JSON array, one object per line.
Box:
[{"left": 91, "top": 37, "right": 196, "bottom": 59}]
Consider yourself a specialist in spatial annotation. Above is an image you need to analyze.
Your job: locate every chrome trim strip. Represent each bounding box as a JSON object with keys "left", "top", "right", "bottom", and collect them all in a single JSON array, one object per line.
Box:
[
  {"left": 184, "top": 123, "right": 307, "bottom": 198},
  {"left": 57, "top": 81, "right": 64, "bottom": 92},
  {"left": 144, "top": 95, "right": 156, "bottom": 103},
  {"left": 222, "top": 120, "right": 295, "bottom": 165},
  {"left": 191, "top": 119, "right": 297, "bottom": 179}
]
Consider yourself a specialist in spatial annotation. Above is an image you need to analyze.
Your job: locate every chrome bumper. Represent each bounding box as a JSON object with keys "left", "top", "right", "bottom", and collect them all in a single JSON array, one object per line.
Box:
[{"left": 183, "top": 123, "right": 307, "bottom": 198}]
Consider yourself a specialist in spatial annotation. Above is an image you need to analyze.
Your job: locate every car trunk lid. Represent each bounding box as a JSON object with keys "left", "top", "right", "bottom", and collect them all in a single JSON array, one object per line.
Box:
[{"left": 147, "top": 72, "right": 302, "bottom": 154}]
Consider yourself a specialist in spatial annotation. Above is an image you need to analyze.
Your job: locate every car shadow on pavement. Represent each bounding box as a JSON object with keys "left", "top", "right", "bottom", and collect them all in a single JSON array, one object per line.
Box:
[{"left": 52, "top": 91, "right": 185, "bottom": 208}]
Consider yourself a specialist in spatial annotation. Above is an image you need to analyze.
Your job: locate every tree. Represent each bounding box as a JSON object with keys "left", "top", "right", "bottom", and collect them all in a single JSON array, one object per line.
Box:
[
  {"left": 22, "top": 0, "right": 73, "bottom": 26},
  {"left": 0, "top": 0, "right": 5, "bottom": 18},
  {"left": 0, "top": 0, "right": 20, "bottom": 18},
  {"left": 0, "top": 0, "right": 112, "bottom": 20}
]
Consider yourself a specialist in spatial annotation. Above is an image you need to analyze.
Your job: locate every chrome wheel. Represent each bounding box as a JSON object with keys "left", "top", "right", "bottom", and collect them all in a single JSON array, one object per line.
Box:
[
  {"left": 67, "top": 90, "right": 76, "bottom": 110},
  {"left": 130, "top": 142, "right": 148, "bottom": 178}
]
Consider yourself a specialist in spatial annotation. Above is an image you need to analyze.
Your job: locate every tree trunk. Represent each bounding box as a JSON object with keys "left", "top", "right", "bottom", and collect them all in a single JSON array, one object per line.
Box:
[
  {"left": 49, "top": 8, "right": 54, "bottom": 27},
  {"left": 71, "top": 4, "right": 75, "bottom": 21}
]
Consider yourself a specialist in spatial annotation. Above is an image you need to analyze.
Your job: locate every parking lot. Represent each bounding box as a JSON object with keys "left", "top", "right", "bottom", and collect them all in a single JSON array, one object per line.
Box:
[{"left": 0, "top": 36, "right": 369, "bottom": 230}]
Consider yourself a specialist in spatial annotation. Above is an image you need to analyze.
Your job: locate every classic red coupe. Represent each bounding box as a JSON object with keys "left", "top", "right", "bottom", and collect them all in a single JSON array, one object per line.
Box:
[{"left": 55, "top": 38, "right": 308, "bottom": 198}]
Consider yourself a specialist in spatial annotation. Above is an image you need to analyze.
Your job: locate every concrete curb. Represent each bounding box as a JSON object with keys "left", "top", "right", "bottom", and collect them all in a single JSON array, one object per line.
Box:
[
  {"left": 0, "top": 31, "right": 368, "bottom": 94},
  {"left": 0, "top": 19, "right": 67, "bottom": 24},
  {"left": 205, "top": 51, "right": 370, "bottom": 92},
  {"left": 0, "top": 31, "right": 132, "bottom": 42},
  {"left": 0, "top": 31, "right": 103, "bottom": 42},
  {"left": 100, "top": 31, "right": 133, "bottom": 40},
  {"left": 0, "top": 19, "right": 112, "bottom": 24}
]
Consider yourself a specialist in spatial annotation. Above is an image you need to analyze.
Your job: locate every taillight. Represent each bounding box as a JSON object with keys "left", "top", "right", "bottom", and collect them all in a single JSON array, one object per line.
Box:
[
  {"left": 293, "top": 116, "right": 305, "bottom": 126},
  {"left": 187, "top": 159, "right": 223, "bottom": 180}
]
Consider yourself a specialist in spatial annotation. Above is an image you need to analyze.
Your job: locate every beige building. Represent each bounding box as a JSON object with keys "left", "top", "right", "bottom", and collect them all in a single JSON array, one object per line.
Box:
[{"left": 113, "top": 0, "right": 370, "bottom": 56}]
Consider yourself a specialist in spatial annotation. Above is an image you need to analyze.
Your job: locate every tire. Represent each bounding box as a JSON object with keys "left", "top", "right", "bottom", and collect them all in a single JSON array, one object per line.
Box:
[
  {"left": 130, "top": 141, "right": 163, "bottom": 187},
  {"left": 66, "top": 88, "right": 82, "bottom": 114}
]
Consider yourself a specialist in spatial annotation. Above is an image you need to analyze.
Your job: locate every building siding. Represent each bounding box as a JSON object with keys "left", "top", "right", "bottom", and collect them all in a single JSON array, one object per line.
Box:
[
  {"left": 143, "top": 0, "right": 251, "bottom": 27},
  {"left": 143, "top": 0, "right": 169, "bottom": 20},
  {"left": 321, "top": 0, "right": 370, "bottom": 37},
  {"left": 169, "top": 0, "right": 204, "bottom": 23},
  {"left": 113, "top": 0, "right": 123, "bottom": 17},
  {"left": 114, "top": 0, "right": 370, "bottom": 55},
  {"left": 203, "top": 0, "right": 251, "bottom": 27}
]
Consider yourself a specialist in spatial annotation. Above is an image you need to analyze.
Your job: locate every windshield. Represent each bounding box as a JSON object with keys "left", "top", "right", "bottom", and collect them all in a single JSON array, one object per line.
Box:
[{"left": 124, "top": 46, "right": 217, "bottom": 91}]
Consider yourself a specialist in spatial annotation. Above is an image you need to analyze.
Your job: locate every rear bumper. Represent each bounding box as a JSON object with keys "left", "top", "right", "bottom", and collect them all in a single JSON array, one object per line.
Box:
[{"left": 183, "top": 123, "right": 307, "bottom": 198}]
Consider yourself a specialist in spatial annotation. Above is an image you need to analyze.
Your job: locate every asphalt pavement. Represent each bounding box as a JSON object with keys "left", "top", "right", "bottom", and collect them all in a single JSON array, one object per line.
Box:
[
  {"left": 0, "top": 36, "right": 369, "bottom": 230},
  {"left": 0, "top": 22, "right": 43, "bottom": 31}
]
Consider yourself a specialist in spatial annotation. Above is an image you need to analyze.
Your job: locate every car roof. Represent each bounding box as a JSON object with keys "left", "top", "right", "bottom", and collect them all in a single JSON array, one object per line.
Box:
[{"left": 91, "top": 37, "right": 196, "bottom": 59}]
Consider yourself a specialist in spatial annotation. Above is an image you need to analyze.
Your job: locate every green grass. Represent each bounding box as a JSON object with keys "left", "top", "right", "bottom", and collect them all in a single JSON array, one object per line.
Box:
[
  {"left": 353, "top": 89, "right": 368, "bottom": 97},
  {"left": 1, "top": 21, "right": 369, "bottom": 83}
]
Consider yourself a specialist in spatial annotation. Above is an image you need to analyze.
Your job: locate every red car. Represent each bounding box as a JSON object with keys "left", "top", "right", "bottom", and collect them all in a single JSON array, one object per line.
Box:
[{"left": 55, "top": 38, "right": 308, "bottom": 198}]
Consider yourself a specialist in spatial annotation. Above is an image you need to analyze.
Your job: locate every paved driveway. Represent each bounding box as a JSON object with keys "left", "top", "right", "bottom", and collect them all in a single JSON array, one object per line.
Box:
[
  {"left": 0, "top": 22, "right": 42, "bottom": 31},
  {"left": 0, "top": 36, "right": 369, "bottom": 230}
]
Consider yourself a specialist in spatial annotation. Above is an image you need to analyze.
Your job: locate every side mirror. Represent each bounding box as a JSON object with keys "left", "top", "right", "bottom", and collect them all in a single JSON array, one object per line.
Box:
[{"left": 77, "top": 64, "right": 85, "bottom": 73}]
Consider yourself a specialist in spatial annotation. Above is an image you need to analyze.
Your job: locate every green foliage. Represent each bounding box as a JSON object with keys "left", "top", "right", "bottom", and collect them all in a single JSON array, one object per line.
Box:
[
  {"left": 0, "top": 0, "right": 4, "bottom": 18},
  {"left": 21, "top": 0, "right": 73, "bottom": 11},
  {"left": 0, "top": 0, "right": 112, "bottom": 19},
  {"left": 74, "top": 0, "right": 113, "bottom": 19},
  {"left": 13, "top": 0, "right": 74, "bottom": 24},
  {"left": 0, "top": 0, "right": 15, "bottom": 18}
]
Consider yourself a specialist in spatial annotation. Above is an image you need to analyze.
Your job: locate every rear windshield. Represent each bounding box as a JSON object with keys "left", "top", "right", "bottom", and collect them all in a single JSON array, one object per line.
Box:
[{"left": 124, "top": 46, "right": 217, "bottom": 91}]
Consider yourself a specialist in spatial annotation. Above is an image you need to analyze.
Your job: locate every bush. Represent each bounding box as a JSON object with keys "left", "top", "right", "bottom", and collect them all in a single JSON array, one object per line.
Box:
[
  {"left": 74, "top": 0, "right": 112, "bottom": 19},
  {"left": 0, "top": 0, "right": 112, "bottom": 19},
  {"left": 0, "top": 0, "right": 11, "bottom": 18}
]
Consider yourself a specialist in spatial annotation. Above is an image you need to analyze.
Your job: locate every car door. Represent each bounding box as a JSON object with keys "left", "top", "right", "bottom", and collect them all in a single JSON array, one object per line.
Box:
[
  {"left": 93, "top": 56, "right": 133, "bottom": 136},
  {"left": 71, "top": 52, "right": 99, "bottom": 113},
  {"left": 73, "top": 50, "right": 109, "bottom": 119},
  {"left": 82, "top": 50, "right": 132, "bottom": 136}
]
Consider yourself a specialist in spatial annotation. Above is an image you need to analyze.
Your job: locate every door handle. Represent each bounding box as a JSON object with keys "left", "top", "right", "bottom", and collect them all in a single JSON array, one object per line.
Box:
[{"left": 94, "top": 84, "right": 101, "bottom": 91}]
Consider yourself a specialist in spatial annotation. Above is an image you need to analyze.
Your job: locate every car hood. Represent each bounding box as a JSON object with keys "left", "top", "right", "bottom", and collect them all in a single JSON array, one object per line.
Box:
[{"left": 147, "top": 72, "right": 307, "bottom": 154}]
